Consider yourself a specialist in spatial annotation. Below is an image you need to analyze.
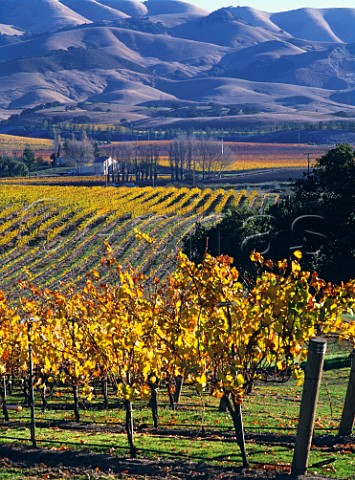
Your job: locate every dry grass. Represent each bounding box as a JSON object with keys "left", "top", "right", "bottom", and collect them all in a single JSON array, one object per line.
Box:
[{"left": 0, "top": 134, "right": 52, "bottom": 150}]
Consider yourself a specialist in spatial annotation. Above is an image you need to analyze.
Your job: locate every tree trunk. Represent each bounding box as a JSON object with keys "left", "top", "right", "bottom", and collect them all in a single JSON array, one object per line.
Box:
[
  {"left": 0, "top": 376, "right": 9, "bottom": 421},
  {"left": 102, "top": 377, "right": 108, "bottom": 409},
  {"left": 72, "top": 383, "right": 80, "bottom": 423},
  {"left": 222, "top": 393, "right": 249, "bottom": 468},
  {"left": 28, "top": 338, "right": 37, "bottom": 448},
  {"left": 149, "top": 384, "right": 159, "bottom": 429},
  {"left": 124, "top": 399, "right": 136, "bottom": 458}
]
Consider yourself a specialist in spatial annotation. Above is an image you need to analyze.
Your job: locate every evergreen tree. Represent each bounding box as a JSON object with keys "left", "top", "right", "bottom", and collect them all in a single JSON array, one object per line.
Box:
[
  {"left": 184, "top": 144, "right": 355, "bottom": 282},
  {"left": 21, "top": 146, "right": 36, "bottom": 170},
  {"left": 269, "top": 143, "right": 355, "bottom": 281},
  {"left": 0, "top": 156, "right": 29, "bottom": 177}
]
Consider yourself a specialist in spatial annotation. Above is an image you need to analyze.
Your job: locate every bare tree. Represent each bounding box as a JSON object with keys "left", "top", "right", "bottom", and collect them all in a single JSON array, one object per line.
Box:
[
  {"left": 195, "top": 137, "right": 217, "bottom": 180},
  {"left": 113, "top": 143, "right": 134, "bottom": 183},
  {"left": 169, "top": 135, "right": 196, "bottom": 182},
  {"left": 145, "top": 143, "right": 159, "bottom": 185},
  {"left": 215, "top": 143, "right": 234, "bottom": 177},
  {"left": 63, "top": 133, "right": 95, "bottom": 171},
  {"left": 126, "top": 143, "right": 160, "bottom": 185},
  {"left": 50, "top": 133, "right": 63, "bottom": 167},
  {"left": 168, "top": 135, "right": 234, "bottom": 183}
]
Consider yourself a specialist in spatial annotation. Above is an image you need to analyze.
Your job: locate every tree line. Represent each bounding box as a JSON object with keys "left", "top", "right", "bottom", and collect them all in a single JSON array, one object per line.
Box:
[
  {"left": 0, "top": 147, "right": 46, "bottom": 177},
  {"left": 185, "top": 144, "right": 355, "bottom": 282},
  {"left": 60, "top": 133, "right": 233, "bottom": 183},
  {"left": 168, "top": 135, "right": 233, "bottom": 182}
]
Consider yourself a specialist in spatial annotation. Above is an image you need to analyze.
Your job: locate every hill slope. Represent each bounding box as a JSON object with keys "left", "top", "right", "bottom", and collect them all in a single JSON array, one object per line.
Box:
[
  {"left": 170, "top": 8, "right": 288, "bottom": 48},
  {"left": 0, "top": 184, "right": 270, "bottom": 290},
  {"left": 0, "top": 0, "right": 92, "bottom": 34},
  {"left": 270, "top": 8, "right": 355, "bottom": 43},
  {"left": 98, "top": 0, "right": 148, "bottom": 16},
  {"left": 60, "top": 0, "right": 129, "bottom": 21},
  {"left": 0, "top": 1, "right": 355, "bottom": 129}
]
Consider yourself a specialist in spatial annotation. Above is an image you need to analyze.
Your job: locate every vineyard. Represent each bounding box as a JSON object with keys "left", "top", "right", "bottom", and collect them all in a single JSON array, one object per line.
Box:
[
  {"left": 0, "top": 184, "right": 278, "bottom": 293},
  {"left": 0, "top": 242, "right": 354, "bottom": 478},
  {"left": 222, "top": 142, "right": 326, "bottom": 171},
  {"left": 0, "top": 134, "right": 52, "bottom": 151},
  {"left": 0, "top": 183, "right": 354, "bottom": 479},
  {"left": 154, "top": 142, "right": 327, "bottom": 171}
]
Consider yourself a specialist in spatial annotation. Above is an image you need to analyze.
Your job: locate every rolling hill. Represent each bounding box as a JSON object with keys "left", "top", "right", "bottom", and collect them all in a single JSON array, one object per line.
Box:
[
  {"left": 270, "top": 8, "right": 355, "bottom": 44},
  {"left": 60, "top": 0, "right": 129, "bottom": 21},
  {"left": 0, "top": 0, "right": 92, "bottom": 34},
  {"left": 0, "top": 0, "right": 355, "bottom": 134},
  {"left": 98, "top": 0, "right": 148, "bottom": 17},
  {"left": 170, "top": 8, "right": 290, "bottom": 48}
]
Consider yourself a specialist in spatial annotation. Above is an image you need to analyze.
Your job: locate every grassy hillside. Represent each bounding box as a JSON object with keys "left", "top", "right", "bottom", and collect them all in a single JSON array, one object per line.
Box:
[{"left": 1, "top": 4, "right": 355, "bottom": 125}]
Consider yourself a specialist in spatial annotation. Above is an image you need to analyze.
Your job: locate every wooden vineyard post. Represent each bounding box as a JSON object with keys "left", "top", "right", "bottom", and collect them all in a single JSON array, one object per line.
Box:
[
  {"left": 102, "top": 376, "right": 109, "bottom": 409},
  {"left": 338, "top": 349, "right": 355, "bottom": 436},
  {"left": 291, "top": 337, "right": 326, "bottom": 477},
  {"left": 167, "top": 376, "right": 183, "bottom": 410},
  {"left": 72, "top": 383, "right": 80, "bottom": 423},
  {"left": 173, "top": 375, "right": 184, "bottom": 407},
  {"left": 167, "top": 377, "right": 175, "bottom": 410},
  {"left": 40, "top": 377, "right": 48, "bottom": 413}
]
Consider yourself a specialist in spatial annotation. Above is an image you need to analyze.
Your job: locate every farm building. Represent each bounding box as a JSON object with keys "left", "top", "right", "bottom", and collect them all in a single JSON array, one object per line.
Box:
[{"left": 79, "top": 156, "right": 119, "bottom": 175}]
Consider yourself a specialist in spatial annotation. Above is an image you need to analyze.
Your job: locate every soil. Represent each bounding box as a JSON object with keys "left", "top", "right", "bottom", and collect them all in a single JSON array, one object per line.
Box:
[
  {"left": 0, "top": 444, "right": 330, "bottom": 480},
  {"left": 0, "top": 429, "right": 352, "bottom": 480}
]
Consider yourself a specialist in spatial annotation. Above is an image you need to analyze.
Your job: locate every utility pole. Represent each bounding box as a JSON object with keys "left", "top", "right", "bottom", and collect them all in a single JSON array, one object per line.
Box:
[{"left": 305, "top": 152, "right": 312, "bottom": 177}]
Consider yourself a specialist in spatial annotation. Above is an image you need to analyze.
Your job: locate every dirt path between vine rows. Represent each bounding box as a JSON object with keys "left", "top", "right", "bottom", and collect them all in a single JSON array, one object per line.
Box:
[{"left": 0, "top": 444, "right": 340, "bottom": 480}]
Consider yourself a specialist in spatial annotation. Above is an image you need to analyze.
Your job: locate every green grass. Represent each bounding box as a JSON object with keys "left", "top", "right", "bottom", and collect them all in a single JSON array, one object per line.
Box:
[{"left": 0, "top": 366, "right": 353, "bottom": 479}]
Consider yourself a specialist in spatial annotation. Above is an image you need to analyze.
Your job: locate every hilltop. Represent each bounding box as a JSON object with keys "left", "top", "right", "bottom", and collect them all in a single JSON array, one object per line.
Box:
[{"left": 0, "top": 1, "right": 355, "bottom": 141}]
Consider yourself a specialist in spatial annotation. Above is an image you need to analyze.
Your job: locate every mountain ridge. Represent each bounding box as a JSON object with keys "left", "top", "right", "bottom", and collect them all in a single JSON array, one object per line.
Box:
[{"left": 0, "top": 0, "right": 355, "bottom": 131}]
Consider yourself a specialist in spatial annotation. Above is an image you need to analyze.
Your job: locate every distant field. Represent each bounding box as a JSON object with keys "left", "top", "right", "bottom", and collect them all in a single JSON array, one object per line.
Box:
[
  {"left": 0, "top": 133, "right": 52, "bottom": 152},
  {"left": 127, "top": 141, "right": 328, "bottom": 171},
  {"left": 0, "top": 134, "right": 53, "bottom": 161},
  {"left": 0, "top": 184, "right": 277, "bottom": 292},
  {"left": 226, "top": 142, "right": 327, "bottom": 170},
  {"left": 139, "top": 142, "right": 327, "bottom": 172},
  {"left": 0, "top": 135, "right": 329, "bottom": 171}
]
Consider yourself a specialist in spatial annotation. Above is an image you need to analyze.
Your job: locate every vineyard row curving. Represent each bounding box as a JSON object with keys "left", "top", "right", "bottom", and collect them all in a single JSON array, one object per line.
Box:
[{"left": 0, "top": 185, "right": 276, "bottom": 292}]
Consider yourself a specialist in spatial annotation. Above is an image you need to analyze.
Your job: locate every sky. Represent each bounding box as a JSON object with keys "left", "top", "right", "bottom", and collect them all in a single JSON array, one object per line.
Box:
[{"left": 188, "top": 0, "right": 355, "bottom": 12}]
